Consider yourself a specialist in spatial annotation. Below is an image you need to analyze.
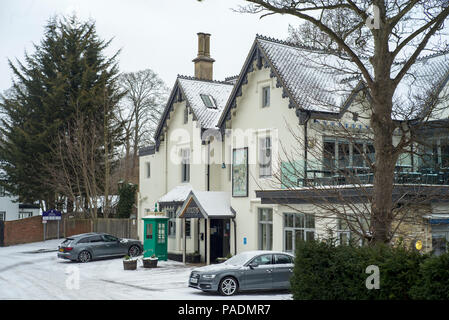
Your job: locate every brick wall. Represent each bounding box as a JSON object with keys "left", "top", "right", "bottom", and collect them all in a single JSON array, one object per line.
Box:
[
  {"left": 3, "top": 215, "right": 44, "bottom": 246},
  {"left": 0, "top": 216, "right": 138, "bottom": 247}
]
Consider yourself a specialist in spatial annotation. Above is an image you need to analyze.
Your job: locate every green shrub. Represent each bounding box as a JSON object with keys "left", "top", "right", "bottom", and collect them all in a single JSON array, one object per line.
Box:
[
  {"left": 116, "top": 182, "right": 138, "bottom": 218},
  {"left": 410, "top": 252, "right": 449, "bottom": 300},
  {"left": 291, "top": 240, "right": 426, "bottom": 300}
]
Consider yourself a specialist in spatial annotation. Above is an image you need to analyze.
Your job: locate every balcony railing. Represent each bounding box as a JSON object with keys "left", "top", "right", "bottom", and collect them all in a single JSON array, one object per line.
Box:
[{"left": 299, "top": 166, "right": 449, "bottom": 187}]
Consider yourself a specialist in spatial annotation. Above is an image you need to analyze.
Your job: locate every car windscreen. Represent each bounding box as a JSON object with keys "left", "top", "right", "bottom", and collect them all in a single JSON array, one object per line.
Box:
[{"left": 224, "top": 252, "right": 256, "bottom": 266}]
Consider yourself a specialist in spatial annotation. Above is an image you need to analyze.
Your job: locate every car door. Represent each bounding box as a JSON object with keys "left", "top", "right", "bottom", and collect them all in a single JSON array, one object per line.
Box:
[
  {"left": 101, "top": 234, "right": 124, "bottom": 256},
  {"left": 87, "top": 235, "right": 108, "bottom": 257},
  {"left": 243, "top": 254, "right": 274, "bottom": 290},
  {"left": 272, "top": 254, "right": 294, "bottom": 289}
]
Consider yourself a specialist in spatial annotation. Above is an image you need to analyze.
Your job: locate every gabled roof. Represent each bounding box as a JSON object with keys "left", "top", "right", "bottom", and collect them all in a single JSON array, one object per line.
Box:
[
  {"left": 218, "top": 35, "right": 353, "bottom": 128},
  {"left": 178, "top": 76, "right": 233, "bottom": 129},
  {"left": 154, "top": 75, "right": 233, "bottom": 146},
  {"left": 178, "top": 190, "right": 235, "bottom": 219},
  {"left": 218, "top": 35, "right": 449, "bottom": 127}
]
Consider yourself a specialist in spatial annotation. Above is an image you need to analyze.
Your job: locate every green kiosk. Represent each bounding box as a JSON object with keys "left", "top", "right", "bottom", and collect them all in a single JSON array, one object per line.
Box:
[{"left": 142, "top": 213, "right": 169, "bottom": 260}]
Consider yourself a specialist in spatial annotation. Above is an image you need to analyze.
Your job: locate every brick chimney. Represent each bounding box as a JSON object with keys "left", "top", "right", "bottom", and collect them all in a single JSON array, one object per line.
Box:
[{"left": 193, "top": 32, "right": 215, "bottom": 80}]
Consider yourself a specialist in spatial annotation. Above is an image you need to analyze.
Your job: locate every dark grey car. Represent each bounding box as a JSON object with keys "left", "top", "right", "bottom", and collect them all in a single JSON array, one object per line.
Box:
[
  {"left": 189, "top": 251, "right": 295, "bottom": 296},
  {"left": 57, "top": 232, "right": 143, "bottom": 263}
]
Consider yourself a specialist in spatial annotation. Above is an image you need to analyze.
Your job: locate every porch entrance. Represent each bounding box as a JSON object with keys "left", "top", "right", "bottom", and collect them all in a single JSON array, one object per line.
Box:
[
  {"left": 178, "top": 190, "right": 235, "bottom": 264},
  {"left": 210, "top": 219, "right": 231, "bottom": 263}
]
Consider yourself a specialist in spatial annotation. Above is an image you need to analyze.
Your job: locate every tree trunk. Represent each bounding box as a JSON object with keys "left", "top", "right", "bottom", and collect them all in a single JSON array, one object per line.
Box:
[{"left": 370, "top": 79, "right": 397, "bottom": 244}]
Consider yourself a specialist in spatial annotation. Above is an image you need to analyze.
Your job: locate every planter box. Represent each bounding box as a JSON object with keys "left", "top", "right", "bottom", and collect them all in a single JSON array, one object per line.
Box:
[
  {"left": 123, "top": 259, "right": 137, "bottom": 270},
  {"left": 143, "top": 258, "right": 158, "bottom": 268}
]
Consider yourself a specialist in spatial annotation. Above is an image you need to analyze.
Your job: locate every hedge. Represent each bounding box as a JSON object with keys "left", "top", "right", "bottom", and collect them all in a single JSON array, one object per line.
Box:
[{"left": 291, "top": 240, "right": 449, "bottom": 300}]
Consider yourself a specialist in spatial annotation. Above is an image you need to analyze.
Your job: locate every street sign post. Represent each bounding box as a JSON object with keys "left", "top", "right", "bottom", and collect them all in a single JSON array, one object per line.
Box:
[{"left": 42, "top": 209, "right": 62, "bottom": 240}]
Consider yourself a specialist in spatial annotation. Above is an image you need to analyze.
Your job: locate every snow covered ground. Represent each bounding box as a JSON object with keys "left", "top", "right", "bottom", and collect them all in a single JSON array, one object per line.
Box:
[{"left": 0, "top": 240, "right": 292, "bottom": 300}]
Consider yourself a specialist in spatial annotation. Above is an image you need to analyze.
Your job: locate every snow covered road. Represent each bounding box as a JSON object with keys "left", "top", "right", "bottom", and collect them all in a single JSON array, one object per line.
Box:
[{"left": 0, "top": 240, "right": 292, "bottom": 300}]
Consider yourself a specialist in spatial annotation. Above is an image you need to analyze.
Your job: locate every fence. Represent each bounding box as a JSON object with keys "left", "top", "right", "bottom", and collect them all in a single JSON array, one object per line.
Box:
[{"left": 0, "top": 215, "right": 138, "bottom": 247}]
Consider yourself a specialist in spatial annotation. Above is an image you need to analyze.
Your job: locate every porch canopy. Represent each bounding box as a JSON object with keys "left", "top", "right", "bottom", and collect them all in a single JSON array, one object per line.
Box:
[
  {"left": 178, "top": 190, "right": 235, "bottom": 220},
  {"left": 177, "top": 190, "right": 235, "bottom": 265},
  {"left": 158, "top": 184, "right": 193, "bottom": 207}
]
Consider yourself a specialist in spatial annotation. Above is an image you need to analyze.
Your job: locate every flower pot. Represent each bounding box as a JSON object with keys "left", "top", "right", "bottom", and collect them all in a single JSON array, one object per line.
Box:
[
  {"left": 123, "top": 259, "right": 137, "bottom": 270},
  {"left": 143, "top": 258, "right": 158, "bottom": 268}
]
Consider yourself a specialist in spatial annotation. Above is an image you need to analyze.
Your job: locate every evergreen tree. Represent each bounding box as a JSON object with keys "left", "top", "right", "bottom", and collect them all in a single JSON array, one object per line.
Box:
[{"left": 0, "top": 16, "right": 124, "bottom": 210}]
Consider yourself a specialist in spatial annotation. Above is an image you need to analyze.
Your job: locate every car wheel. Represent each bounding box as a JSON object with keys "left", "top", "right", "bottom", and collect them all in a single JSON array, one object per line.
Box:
[
  {"left": 128, "top": 245, "right": 141, "bottom": 257},
  {"left": 78, "top": 250, "right": 92, "bottom": 263},
  {"left": 219, "top": 277, "right": 238, "bottom": 296}
]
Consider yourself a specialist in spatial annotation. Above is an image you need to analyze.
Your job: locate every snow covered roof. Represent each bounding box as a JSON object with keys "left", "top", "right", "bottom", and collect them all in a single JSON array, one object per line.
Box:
[
  {"left": 391, "top": 52, "right": 449, "bottom": 120},
  {"left": 219, "top": 35, "right": 449, "bottom": 127},
  {"left": 153, "top": 76, "right": 234, "bottom": 144},
  {"left": 158, "top": 184, "right": 193, "bottom": 203},
  {"left": 178, "top": 190, "right": 235, "bottom": 218},
  {"left": 178, "top": 76, "right": 234, "bottom": 129},
  {"left": 257, "top": 37, "right": 350, "bottom": 113}
]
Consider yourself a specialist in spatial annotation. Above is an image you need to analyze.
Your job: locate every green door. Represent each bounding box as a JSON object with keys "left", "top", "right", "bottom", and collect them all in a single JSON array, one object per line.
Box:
[
  {"left": 142, "top": 216, "right": 168, "bottom": 260},
  {"left": 155, "top": 222, "right": 168, "bottom": 261}
]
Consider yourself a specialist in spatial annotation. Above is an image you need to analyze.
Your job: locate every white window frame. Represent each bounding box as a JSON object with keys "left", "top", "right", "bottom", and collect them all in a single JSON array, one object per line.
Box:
[
  {"left": 200, "top": 94, "right": 217, "bottom": 109},
  {"left": 283, "top": 212, "right": 315, "bottom": 253},
  {"left": 166, "top": 206, "right": 177, "bottom": 237},
  {"left": 259, "top": 136, "right": 272, "bottom": 178},
  {"left": 336, "top": 218, "right": 351, "bottom": 245},
  {"left": 146, "top": 162, "right": 151, "bottom": 179},
  {"left": 0, "top": 211, "right": 5, "bottom": 221},
  {"left": 181, "top": 148, "right": 190, "bottom": 182},
  {"left": 18, "top": 212, "right": 32, "bottom": 220},
  {"left": 258, "top": 208, "right": 273, "bottom": 250},
  {"left": 262, "top": 86, "right": 270, "bottom": 108},
  {"left": 183, "top": 107, "right": 189, "bottom": 124}
]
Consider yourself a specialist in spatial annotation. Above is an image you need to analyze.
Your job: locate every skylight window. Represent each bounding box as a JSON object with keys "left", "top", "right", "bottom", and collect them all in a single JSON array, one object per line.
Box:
[{"left": 200, "top": 94, "right": 217, "bottom": 109}]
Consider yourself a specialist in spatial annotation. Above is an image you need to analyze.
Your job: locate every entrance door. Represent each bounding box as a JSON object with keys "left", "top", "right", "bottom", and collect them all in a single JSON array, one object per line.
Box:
[
  {"left": 211, "top": 219, "right": 231, "bottom": 263},
  {"left": 155, "top": 222, "right": 167, "bottom": 260}
]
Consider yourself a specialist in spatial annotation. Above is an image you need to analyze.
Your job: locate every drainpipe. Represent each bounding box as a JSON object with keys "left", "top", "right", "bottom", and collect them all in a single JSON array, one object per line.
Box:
[
  {"left": 207, "top": 141, "right": 210, "bottom": 191},
  {"left": 302, "top": 111, "right": 312, "bottom": 186},
  {"left": 233, "top": 217, "right": 237, "bottom": 255},
  {"left": 165, "top": 132, "right": 168, "bottom": 194}
]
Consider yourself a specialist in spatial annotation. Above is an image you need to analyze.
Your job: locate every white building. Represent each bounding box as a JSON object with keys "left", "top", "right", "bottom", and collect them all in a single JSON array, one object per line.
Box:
[
  {"left": 0, "top": 170, "right": 41, "bottom": 221},
  {"left": 138, "top": 33, "right": 449, "bottom": 263}
]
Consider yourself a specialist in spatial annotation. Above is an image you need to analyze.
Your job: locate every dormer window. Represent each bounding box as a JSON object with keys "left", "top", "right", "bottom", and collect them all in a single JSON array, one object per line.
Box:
[{"left": 200, "top": 94, "right": 217, "bottom": 109}]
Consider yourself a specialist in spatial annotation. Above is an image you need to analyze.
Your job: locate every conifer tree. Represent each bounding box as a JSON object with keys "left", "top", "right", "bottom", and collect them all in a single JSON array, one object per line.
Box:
[{"left": 0, "top": 16, "right": 123, "bottom": 211}]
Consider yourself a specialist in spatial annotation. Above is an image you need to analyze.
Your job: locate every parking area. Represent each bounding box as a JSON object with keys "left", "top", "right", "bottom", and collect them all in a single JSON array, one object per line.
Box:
[{"left": 0, "top": 239, "right": 292, "bottom": 300}]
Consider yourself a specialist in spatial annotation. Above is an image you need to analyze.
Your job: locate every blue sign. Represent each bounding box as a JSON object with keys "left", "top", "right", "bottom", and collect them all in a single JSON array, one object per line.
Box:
[
  {"left": 243, "top": 237, "right": 247, "bottom": 245},
  {"left": 430, "top": 219, "right": 449, "bottom": 225},
  {"left": 42, "top": 209, "right": 62, "bottom": 221}
]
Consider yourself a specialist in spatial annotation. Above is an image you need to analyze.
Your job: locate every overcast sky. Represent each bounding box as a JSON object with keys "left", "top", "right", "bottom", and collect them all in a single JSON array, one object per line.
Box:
[{"left": 0, "top": 0, "right": 300, "bottom": 93}]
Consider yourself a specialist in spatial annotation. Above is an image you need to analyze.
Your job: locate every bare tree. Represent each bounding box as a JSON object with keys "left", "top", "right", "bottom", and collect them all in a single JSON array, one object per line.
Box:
[
  {"left": 117, "top": 69, "right": 169, "bottom": 182},
  {"left": 44, "top": 101, "right": 120, "bottom": 219},
  {"left": 258, "top": 113, "right": 449, "bottom": 247},
  {"left": 234, "top": 0, "right": 449, "bottom": 244}
]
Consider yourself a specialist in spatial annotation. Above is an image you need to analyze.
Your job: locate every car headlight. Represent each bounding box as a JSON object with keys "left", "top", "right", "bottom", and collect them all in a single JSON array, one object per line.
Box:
[{"left": 202, "top": 274, "right": 216, "bottom": 279}]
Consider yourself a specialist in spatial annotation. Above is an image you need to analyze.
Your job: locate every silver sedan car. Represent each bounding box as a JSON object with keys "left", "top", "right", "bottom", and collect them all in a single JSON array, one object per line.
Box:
[
  {"left": 57, "top": 232, "right": 143, "bottom": 263},
  {"left": 189, "top": 251, "right": 295, "bottom": 296}
]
